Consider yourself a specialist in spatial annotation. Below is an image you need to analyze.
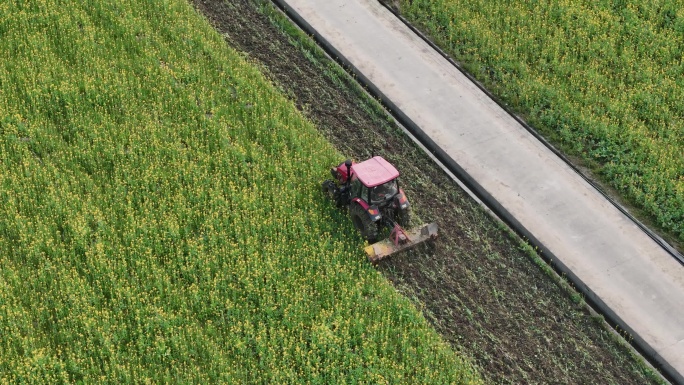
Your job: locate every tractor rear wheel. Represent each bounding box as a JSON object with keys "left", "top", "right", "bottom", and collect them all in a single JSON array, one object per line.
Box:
[
  {"left": 350, "top": 204, "right": 379, "bottom": 243},
  {"left": 397, "top": 207, "right": 410, "bottom": 228}
]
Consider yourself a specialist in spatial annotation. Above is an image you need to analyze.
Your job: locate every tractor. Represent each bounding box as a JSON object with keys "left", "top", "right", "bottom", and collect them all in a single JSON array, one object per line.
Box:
[{"left": 322, "top": 156, "right": 438, "bottom": 262}]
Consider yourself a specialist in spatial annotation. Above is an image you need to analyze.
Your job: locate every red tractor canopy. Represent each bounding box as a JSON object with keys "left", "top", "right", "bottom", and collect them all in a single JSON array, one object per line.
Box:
[
  {"left": 351, "top": 156, "right": 399, "bottom": 187},
  {"left": 321, "top": 155, "right": 438, "bottom": 262}
]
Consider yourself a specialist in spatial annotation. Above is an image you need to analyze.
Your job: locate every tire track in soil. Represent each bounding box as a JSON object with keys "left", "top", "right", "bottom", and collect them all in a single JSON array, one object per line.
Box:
[{"left": 190, "top": 1, "right": 662, "bottom": 383}]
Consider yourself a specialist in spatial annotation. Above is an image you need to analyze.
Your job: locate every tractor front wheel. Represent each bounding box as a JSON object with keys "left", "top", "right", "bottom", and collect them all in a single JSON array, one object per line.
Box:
[
  {"left": 322, "top": 180, "right": 339, "bottom": 205},
  {"left": 350, "top": 204, "right": 379, "bottom": 243},
  {"left": 321, "top": 180, "right": 334, "bottom": 193}
]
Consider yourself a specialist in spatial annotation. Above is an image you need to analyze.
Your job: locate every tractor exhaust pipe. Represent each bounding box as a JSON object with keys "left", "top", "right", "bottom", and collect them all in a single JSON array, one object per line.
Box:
[{"left": 345, "top": 159, "right": 352, "bottom": 186}]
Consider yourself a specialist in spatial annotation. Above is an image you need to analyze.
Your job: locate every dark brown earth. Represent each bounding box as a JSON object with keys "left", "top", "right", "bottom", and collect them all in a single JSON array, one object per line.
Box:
[{"left": 190, "top": 1, "right": 663, "bottom": 384}]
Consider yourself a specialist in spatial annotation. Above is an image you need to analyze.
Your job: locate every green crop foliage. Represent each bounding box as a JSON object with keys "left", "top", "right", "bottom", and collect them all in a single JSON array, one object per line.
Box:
[
  {"left": 399, "top": 0, "right": 684, "bottom": 242},
  {"left": 0, "top": 0, "right": 481, "bottom": 383}
]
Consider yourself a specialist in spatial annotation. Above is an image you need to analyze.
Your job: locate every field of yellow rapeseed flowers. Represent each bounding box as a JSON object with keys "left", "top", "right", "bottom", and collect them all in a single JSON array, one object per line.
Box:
[
  {"left": 0, "top": 0, "right": 481, "bottom": 382},
  {"left": 398, "top": 0, "right": 684, "bottom": 244}
]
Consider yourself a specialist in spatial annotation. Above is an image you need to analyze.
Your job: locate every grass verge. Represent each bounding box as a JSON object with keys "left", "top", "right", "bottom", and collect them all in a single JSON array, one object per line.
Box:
[{"left": 395, "top": 0, "right": 684, "bottom": 247}]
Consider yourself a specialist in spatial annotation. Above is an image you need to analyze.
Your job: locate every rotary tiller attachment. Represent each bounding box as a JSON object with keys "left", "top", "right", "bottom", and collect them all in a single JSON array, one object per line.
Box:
[{"left": 364, "top": 222, "right": 438, "bottom": 263}]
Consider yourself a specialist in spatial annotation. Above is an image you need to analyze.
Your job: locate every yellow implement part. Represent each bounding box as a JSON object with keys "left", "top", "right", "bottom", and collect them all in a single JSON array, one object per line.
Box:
[{"left": 365, "top": 223, "right": 438, "bottom": 262}]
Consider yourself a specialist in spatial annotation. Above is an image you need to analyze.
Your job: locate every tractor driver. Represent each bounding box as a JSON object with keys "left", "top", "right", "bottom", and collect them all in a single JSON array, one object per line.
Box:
[{"left": 371, "top": 180, "right": 398, "bottom": 205}]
